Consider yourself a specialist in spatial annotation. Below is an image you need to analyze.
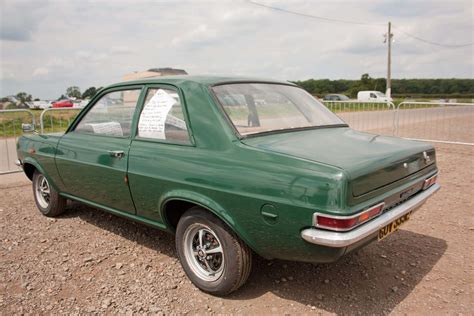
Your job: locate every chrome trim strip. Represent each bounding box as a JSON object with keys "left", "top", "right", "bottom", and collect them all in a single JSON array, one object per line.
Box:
[
  {"left": 313, "top": 202, "right": 385, "bottom": 232},
  {"left": 301, "top": 183, "right": 440, "bottom": 248}
]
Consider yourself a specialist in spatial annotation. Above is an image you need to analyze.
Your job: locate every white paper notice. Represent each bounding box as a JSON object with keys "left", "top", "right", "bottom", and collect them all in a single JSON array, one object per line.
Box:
[
  {"left": 86, "top": 122, "right": 123, "bottom": 136},
  {"left": 166, "top": 114, "right": 187, "bottom": 130},
  {"left": 138, "top": 89, "right": 177, "bottom": 139}
]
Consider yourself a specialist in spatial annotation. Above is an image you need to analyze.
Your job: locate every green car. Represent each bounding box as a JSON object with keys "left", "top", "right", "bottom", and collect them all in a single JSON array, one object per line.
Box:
[{"left": 16, "top": 76, "right": 439, "bottom": 295}]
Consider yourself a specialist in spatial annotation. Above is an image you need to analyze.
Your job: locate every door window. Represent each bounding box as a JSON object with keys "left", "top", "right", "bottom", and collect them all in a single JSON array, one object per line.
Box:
[
  {"left": 137, "top": 88, "right": 190, "bottom": 144},
  {"left": 75, "top": 89, "right": 141, "bottom": 137}
]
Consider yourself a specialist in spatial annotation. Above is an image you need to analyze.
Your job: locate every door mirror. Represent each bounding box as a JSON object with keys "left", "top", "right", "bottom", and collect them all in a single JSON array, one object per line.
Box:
[{"left": 22, "top": 123, "right": 36, "bottom": 133}]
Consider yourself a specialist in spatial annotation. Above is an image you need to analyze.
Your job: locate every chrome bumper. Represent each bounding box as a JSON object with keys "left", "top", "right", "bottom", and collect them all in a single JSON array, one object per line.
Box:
[{"left": 301, "top": 183, "right": 440, "bottom": 248}]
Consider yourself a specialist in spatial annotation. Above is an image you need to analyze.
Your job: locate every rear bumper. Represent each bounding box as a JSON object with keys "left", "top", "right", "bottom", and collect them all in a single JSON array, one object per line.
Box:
[{"left": 301, "top": 183, "right": 440, "bottom": 248}]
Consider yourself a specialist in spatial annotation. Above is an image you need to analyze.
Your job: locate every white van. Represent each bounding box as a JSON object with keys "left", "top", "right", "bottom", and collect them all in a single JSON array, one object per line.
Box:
[{"left": 357, "top": 91, "right": 392, "bottom": 102}]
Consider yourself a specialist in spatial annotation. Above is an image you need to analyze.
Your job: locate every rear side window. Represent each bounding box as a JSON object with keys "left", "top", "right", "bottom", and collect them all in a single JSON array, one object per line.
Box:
[
  {"left": 75, "top": 89, "right": 141, "bottom": 137},
  {"left": 137, "top": 88, "right": 190, "bottom": 144}
]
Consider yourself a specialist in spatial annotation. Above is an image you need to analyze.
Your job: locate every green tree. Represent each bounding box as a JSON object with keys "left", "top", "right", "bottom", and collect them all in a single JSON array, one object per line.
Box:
[
  {"left": 66, "top": 86, "right": 81, "bottom": 99},
  {"left": 293, "top": 76, "right": 474, "bottom": 98},
  {"left": 360, "top": 73, "right": 372, "bottom": 85},
  {"left": 373, "top": 78, "right": 386, "bottom": 92},
  {"left": 16, "top": 92, "right": 32, "bottom": 103},
  {"left": 82, "top": 87, "right": 97, "bottom": 99}
]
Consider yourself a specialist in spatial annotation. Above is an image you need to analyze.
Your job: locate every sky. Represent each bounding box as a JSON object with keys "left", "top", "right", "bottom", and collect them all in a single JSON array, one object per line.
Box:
[{"left": 0, "top": 0, "right": 473, "bottom": 99}]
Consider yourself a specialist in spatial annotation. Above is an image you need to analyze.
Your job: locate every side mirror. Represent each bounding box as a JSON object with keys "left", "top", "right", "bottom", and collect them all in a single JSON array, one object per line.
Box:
[{"left": 22, "top": 123, "right": 36, "bottom": 133}]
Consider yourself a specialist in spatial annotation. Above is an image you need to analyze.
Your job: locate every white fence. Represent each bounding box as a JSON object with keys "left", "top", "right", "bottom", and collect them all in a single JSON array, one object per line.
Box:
[
  {"left": 394, "top": 102, "right": 474, "bottom": 145},
  {"left": 323, "top": 100, "right": 474, "bottom": 146},
  {"left": 39, "top": 108, "right": 81, "bottom": 134},
  {"left": 0, "top": 109, "right": 36, "bottom": 174},
  {"left": 0, "top": 108, "right": 81, "bottom": 174},
  {"left": 1, "top": 101, "right": 473, "bottom": 174},
  {"left": 323, "top": 101, "right": 396, "bottom": 135}
]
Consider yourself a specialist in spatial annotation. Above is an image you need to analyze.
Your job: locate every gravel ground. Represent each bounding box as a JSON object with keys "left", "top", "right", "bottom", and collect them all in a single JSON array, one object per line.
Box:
[{"left": 0, "top": 143, "right": 473, "bottom": 315}]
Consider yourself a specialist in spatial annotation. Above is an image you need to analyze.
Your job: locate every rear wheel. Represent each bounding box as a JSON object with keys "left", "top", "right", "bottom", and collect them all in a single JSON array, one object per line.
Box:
[
  {"left": 176, "top": 207, "right": 252, "bottom": 296},
  {"left": 32, "top": 170, "right": 66, "bottom": 217}
]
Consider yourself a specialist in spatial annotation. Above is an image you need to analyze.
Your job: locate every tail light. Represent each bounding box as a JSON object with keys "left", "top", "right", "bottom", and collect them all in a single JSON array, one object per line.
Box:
[
  {"left": 423, "top": 174, "right": 437, "bottom": 190},
  {"left": 314, "top": 202, "right": 385, "bottom": 231}
]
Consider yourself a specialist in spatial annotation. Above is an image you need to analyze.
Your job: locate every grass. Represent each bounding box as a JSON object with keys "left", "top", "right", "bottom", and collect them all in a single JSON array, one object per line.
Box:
[{"left": 0, "top": 109, "right": 80, "bottom": 138}]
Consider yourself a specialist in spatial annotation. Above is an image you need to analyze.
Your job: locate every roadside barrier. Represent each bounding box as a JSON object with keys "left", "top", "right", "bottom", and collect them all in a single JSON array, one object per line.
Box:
[
  {"left": 394, "top": 102, "right": 474, "bottom": 146},
  {"left": 1, "top": 100, "right": 473, "bottom": 174},
  {"left": 323, "top": 100, "right": 474, "bottom": 146},
  {"left": 39, "top": 108, "right": 81, "bottom": 134},
  {"left": 0, "top": 109, "right": 36, "bottom": 174},
  {"left": 323, "top": 101, "right": 396, "bottom": 135}
]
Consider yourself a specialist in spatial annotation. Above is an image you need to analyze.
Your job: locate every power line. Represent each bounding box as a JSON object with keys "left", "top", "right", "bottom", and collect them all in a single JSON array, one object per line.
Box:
[
  {"left": 247, "top": 0, "right": 474, "bottom": 48},
  {"left": 392, "top": 25, "right": 474, "bottom": 48},
  {"left": 246, "top": 0, "right": 384, "bottom": 26}
]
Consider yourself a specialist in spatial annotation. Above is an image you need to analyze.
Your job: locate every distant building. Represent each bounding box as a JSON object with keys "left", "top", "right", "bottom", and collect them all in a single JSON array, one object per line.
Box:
[{"left": 123, "top": 67, "right": 188, "bottom": 81}]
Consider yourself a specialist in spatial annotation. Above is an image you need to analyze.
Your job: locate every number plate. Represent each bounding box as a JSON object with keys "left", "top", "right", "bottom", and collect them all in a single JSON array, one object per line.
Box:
[{"left": 378, "top": 211, "right": 412, "bottom": 241}]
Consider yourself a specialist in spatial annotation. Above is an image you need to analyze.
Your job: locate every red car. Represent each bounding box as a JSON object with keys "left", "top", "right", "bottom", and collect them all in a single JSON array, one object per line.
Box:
[{"left": 52, "top": 100, "right": 73, "bottom": 108}]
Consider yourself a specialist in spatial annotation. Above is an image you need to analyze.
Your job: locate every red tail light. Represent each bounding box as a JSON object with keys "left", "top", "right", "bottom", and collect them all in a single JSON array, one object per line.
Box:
[
  {"left": 423, "top": 174, "right": 437, "bottom": 190},
  {"left": 314, "top": 202, "right": 385, "bottom": 231}
]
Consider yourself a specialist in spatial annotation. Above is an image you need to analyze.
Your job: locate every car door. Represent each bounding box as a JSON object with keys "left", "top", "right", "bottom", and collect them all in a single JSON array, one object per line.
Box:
[
  {"left": 55, "top": 86, "right": 144, "bottom": 214},
  {"left": 127, "top": 85, "right": 194, "bottom": 222}
]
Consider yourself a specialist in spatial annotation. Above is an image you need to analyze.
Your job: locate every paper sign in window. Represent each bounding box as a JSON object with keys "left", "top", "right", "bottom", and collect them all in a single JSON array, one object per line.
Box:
[
  {"left": 138, "top": 89, "right": 177, "bottom": 139},
  {"left": 166, "top": 114, "right": 187, "bottom": 130},
  {"left": 86, "top": 122, "right": 123, "bottom": 136}
]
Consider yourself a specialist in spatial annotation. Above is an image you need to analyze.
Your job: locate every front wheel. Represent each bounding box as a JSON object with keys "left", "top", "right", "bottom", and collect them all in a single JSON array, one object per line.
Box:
[
  {"left": 32, "top": 170, "right": 66, "bottom": 217},
  {"left": 175, "top": 208, "right": 252, "bottom": 296}
]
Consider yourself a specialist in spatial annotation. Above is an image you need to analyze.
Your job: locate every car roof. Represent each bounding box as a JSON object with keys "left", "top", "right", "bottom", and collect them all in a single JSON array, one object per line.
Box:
[{"left": 106, "top": 75, "right": 296, "bottom": 89}]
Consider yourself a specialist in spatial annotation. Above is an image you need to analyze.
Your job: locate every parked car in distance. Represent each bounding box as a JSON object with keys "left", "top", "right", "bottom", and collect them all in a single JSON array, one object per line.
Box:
[
  {"left": 52, "top": 99, "right": 74, "bottom": 108},
  {"left": 30, "top": 100, "right": 50, "bottom": 110},
  {"left": 357, "top": 90, "right": 392, "bottom": 102},
  {"left": 16, "top": 76, "right": 439, "bottom": 296},
  {"left": 74, "top": 99, "right": 89, "bottom": 108},
  {"left": 323, "top": 94, "right": 350, "bottom": 101}
]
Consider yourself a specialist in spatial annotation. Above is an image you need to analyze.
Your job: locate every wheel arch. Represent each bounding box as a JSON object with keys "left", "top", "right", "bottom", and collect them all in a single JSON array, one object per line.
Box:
[
  {"left": 160, "top": 191, "right": 260, "bottom": 255},
  {"left": 22, "top": 157, "right": 60, "bottom": 191},
  {"left": 23, "top": 162, "right": 36, "bottom": 180}
]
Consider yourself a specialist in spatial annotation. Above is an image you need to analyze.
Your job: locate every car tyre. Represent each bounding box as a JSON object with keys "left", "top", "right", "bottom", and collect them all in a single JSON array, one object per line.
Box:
[
  {"left": 176, "top": 207, "right": 252, "bottom": 296},
  {"left": 32, "top": 170, "right": 66, "bottom": 217}
]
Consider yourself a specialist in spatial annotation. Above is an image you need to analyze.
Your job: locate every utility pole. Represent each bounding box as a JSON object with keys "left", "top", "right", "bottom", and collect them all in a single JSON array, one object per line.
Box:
[{"left": 384, "top": 21, "right": 394, "bottom": 98}]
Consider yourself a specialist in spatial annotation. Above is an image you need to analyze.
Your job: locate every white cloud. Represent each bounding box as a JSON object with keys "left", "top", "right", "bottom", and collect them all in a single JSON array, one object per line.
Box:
[
  {"left": 0, "top": 0, "right": 49, "bottom": 41},
  {"left": 0, "top": 0, "right": 472, "bottom": 99},
  {"left": 110, "top": 46, "right": 134, "bottom": 55},
  {"left": 171, "top": 24, "right": 218, "bottom": 47},
  {"left": 32, "top": 67, "right": 49, "bottom": 77}
]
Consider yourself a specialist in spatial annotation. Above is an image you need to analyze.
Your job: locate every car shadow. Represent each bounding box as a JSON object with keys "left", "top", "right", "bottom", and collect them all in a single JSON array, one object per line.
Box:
[
  {"left": 62, "top": 202, "right": 447, "bottom": 315},
  {"left": 230, "top": 230, "right": 447, "bottom": 314},
  {"left": 61, "top": 201, "right": 177, "bottom": 254}
]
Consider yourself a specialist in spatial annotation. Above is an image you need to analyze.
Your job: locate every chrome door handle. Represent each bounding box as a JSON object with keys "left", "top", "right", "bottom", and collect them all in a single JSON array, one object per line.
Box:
[{"left": 108, "top": 150, "right": 125, "bottom": 158}]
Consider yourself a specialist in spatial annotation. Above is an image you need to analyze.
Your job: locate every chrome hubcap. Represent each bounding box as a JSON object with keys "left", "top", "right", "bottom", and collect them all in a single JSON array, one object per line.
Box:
[
  {"left": 183, "top": 224, "right": 224, "bottom": 282},
  {"left": 35, "top": 175, "right": 51, "bottom": 209}
]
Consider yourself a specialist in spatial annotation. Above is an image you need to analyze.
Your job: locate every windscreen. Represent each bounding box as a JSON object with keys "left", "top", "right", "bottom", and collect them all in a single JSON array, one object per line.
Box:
[{"left": 212, "top": 83, "right": 346, "bottom": 136}]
